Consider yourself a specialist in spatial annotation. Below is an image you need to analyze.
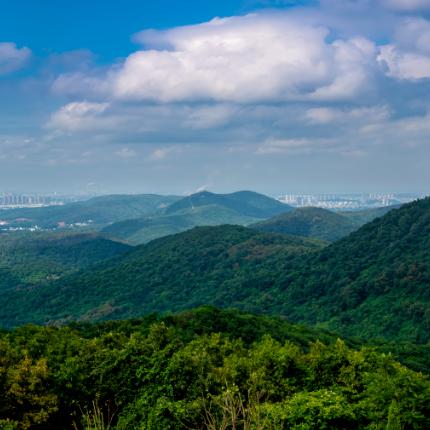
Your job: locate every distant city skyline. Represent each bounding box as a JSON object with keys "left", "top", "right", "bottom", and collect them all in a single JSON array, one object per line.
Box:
[{"left": 1, "top": 1, "right": 430, "bottom": 192}]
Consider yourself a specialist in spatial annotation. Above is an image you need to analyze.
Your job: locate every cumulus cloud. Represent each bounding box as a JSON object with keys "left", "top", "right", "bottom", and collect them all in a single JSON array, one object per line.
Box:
[
  {"left": 379, "top": 45, "right": 430, "bottom": 79},
  {"left": 378, "top": 18, "right": 430, "bottom": 80},
  {"left": 0, "top": 42, "right": 31, "bottom": 75},
  {"left": 54, "top": 14, "right": 380, "bottom": 103},
  {"left": 127, "top": 15, "right": 380, "bottom": 102},
  {"left": 34, "top": 7, "right": 430, "bottom": 179}
]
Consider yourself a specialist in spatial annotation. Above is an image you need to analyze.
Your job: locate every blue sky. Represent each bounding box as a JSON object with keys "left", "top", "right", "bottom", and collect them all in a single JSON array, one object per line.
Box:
[
  {"left": 1, "top": 1, "right": 253, "bottom": 59},
  {"left": 1, "top": 0, "right": 430, "bottom": 195}
]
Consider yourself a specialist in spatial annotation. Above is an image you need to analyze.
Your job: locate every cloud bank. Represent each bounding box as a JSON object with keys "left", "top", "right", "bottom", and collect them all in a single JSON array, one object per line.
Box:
[{"left": 3, "top": 1, "right": 430, "bottom": 193}]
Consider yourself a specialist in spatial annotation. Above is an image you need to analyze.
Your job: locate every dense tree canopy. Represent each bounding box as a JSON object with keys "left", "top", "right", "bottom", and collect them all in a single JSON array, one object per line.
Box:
[{"left": 1, "top": 308, "right": 429, "bottom": 429}]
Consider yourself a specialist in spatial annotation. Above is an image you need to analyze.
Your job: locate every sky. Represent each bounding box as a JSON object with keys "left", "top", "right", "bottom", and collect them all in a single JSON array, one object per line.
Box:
[{"left": 1, "top": 0, "right": 430, "bottom": 196}]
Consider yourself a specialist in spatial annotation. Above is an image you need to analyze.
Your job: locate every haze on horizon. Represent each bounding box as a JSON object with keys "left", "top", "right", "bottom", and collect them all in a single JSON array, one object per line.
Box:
[{"left": 1, "top": 0, "right": 430, "bottom": 196}]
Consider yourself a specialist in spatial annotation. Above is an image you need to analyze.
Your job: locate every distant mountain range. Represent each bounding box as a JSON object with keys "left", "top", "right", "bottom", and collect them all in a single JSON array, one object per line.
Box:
[
  {"left": 0, "top": 194, "right": 181, "bottom": 228},
  {"left": 0, "top": 190, "right": 398, "bottom": 246},
  {"left": 102, "top": 190, "right": 293, "bottom": 244},
  {"left": 164, "top": 190, "right": 291, "bottom": 218},
  {"left": 1, "top": 197, "right": 429, "bottom": 344}
]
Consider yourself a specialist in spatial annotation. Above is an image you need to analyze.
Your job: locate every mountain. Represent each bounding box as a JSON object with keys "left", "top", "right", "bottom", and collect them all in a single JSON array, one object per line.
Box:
[
  {"left": 251, "top": 207, "right": 358, "bottom": 242},
  {"left": 0, "top": 226, "right": 323, "bottom": 327},
  {"left": 164, "top": 190, "right": 292, "bottom": 218},
  {"left": 341, "top": 204, "right": 402, "bottom": 225},
  {"left": 0, "top": 231, "right": 131, "bottom": 287},
  {"left": 101, "top": 190, "right": 293, "bottom": 244},
  {"left": 102, "top": 204, "right": 259, "bottom": 244},
  {"left": 0, "top": 194, "right": 181, "bottom": 228},
  {"left": 271, "top": 198, "right": 430, "bottom": 341},
  {"left": 1, "top": 197, "right": 429, "bottom": 343}
]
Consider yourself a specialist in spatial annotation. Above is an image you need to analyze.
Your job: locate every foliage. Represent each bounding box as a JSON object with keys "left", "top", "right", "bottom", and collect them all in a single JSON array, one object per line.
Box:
[
  {"left": 1, "top": 308, "right": 430, "bottom": 429},
  {"left": 251, "top": 206, "right": 358, "bottom": 242},
  {"left": 275, "top": 197, "right": 430, "bottom": 342},
  {"left": 102, "top": 204, "right": 260, "bottom": 245},
  {"left": 0, "top": 231, "right": 130, "bottom": 287},
  {"left": 2, "top": 197, "right": 430, "bottom": 344},
  {"left": 0, "top": 226, "right": 323, "bottom": 327},
  {"left": 164, "top": 190, "right": 292, "bottom": 219}
]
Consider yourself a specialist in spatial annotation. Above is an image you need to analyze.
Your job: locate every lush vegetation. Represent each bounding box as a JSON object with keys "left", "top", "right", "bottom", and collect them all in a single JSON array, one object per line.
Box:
[
  {"left": 0, "top": 232, "right": 130, "bottom": 286},
  {"left": 164, "top": 191, "right": 292, "bottom": 218},
  {"left": 251, "top": 207, "right": 358, "bottom": 242},
  {"left": 0, "top": 226, "right": 323, "bottom": 327},
  {"left": 102, "top": 191, "right": 291, "bottom": 244},
  {"left": 1, "top": 307, "right": 430, "bottom": 430},
  {"left": 341, "top": 205, "right": 401, "bottom": 225},
  {"left": 273, "top": 198, "right": 430, "bottom": 342},
  {"left": 1, "top": 198, "right": 430, "bottom": 344},
  {"left": 102, "top": 204, "right": 259, "bottom": 245}
]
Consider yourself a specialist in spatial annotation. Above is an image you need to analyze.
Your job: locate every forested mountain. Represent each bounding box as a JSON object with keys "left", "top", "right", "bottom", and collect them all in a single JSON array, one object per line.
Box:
[
  {"left": 0, "top": 226, "right": 323, "bottom": 327},
  {"left": 1, "top": 198, "right": 429, "bottom": 344},
  {"left": 2, "top": 199, "right": 430, "bottom": 429},
  {"left": 0, "top": 194, "right": 180, "bottom": 228},
  {"left": 101, "top": 191, "right": 291, "bottom": 244},
  {"left": 341, "top": 204, "right": 401, "bottom": 225},
  {"left": 271, "top": 197, "right": 430, "bottom": 341},
  {"left": 0, "top": 231, "right": 131, "bottom": 286},
  {"left": 251, "top": 207, "right": 358, "bottom": 241},
  {"left": 102, "top": 204, "right": 259, "bottom": 244},
  {"left": 1, "top": 307, "right": 430, "bottom": 429},
  {"left": 164, "top": 190, "right": 292, "bottom": 218}
]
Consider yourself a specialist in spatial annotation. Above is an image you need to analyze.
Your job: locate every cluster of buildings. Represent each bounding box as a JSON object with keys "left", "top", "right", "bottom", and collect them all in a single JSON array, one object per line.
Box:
[
  {"left": 0, "top": 193, "right": 72, "bottom": 208},
  {"left": 277, "top": 193, "right": 422, "bottom": 210}
]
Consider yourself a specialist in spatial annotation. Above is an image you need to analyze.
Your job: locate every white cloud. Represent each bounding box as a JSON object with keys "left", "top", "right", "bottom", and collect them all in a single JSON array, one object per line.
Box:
[
  {"left": 379, "top": 45, "right": 430, "bottom": 79},
  {"left": 377, "top": 18, "right": 430, "bottom": 80},
  {"left": 184, "top": 104, "right": 239, "bottom": 129},
  {"left": 55, "top": 14, "right": 379, "bottom": 103},
  {"left": 381, "top": 0, "right": 430, "bottom": 11},
  {"left": 0, "top": 42, "right": 31, "bottom": 75},
  {"left": 257, "top": 138, "right": 318, "bottom": 154},
  {"left": 48, "top": 101, "right": 111, "bottom": 132},
  {"left": 116, "top": 147, "right": 137, "bottom": 158},
  {"left": 305, "top": 105, "right": 390, "bottom": 124},
  {"left": 149, "top": 147, "right": 176, "bottom": 160},
  {"left": 393, "top": 18, "right": 430, "bottom": 55}
]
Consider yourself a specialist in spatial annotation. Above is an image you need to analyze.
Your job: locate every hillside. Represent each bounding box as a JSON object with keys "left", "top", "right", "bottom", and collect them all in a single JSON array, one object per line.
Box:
[
  {"left": 0, "top": 194, "right": 180, "bottom": 228},
  {"left": 0, "top": 226, "right": 323, "bottom": 327},
  {"left": 251, "top": 207, "right": 358, "bottom": 242},
  {"left": 1, "top": 198, "right": 429, "bottom": 343},
  {"left": 102, "top": 204, "right": 259, "bottom": 244},
  {"left": 0, "top": 231, "right": 131, "bottom": 287},
  {"left": 101, "top": 190, "right": 292, "bottom": 244},
  {"left": 164, "top": 190, "right": 292, "bottom": 218},
  {"left": 341, "top": 204, "right": 401, "bottom": 225},
  {"left": 272, "top": 198, "right": 430, "bottom": 341}
]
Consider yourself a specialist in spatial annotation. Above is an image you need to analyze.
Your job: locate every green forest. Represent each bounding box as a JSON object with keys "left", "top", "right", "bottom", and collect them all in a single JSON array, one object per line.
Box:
[
  {"left": 1, "top": 196, "right": 430, "bottom": 428},
  {"left": 2, "top": 198, "right": 430, "bottom": 343},
  {"left": 1, "top": 308, "right": 430, "bottom": 430}
]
